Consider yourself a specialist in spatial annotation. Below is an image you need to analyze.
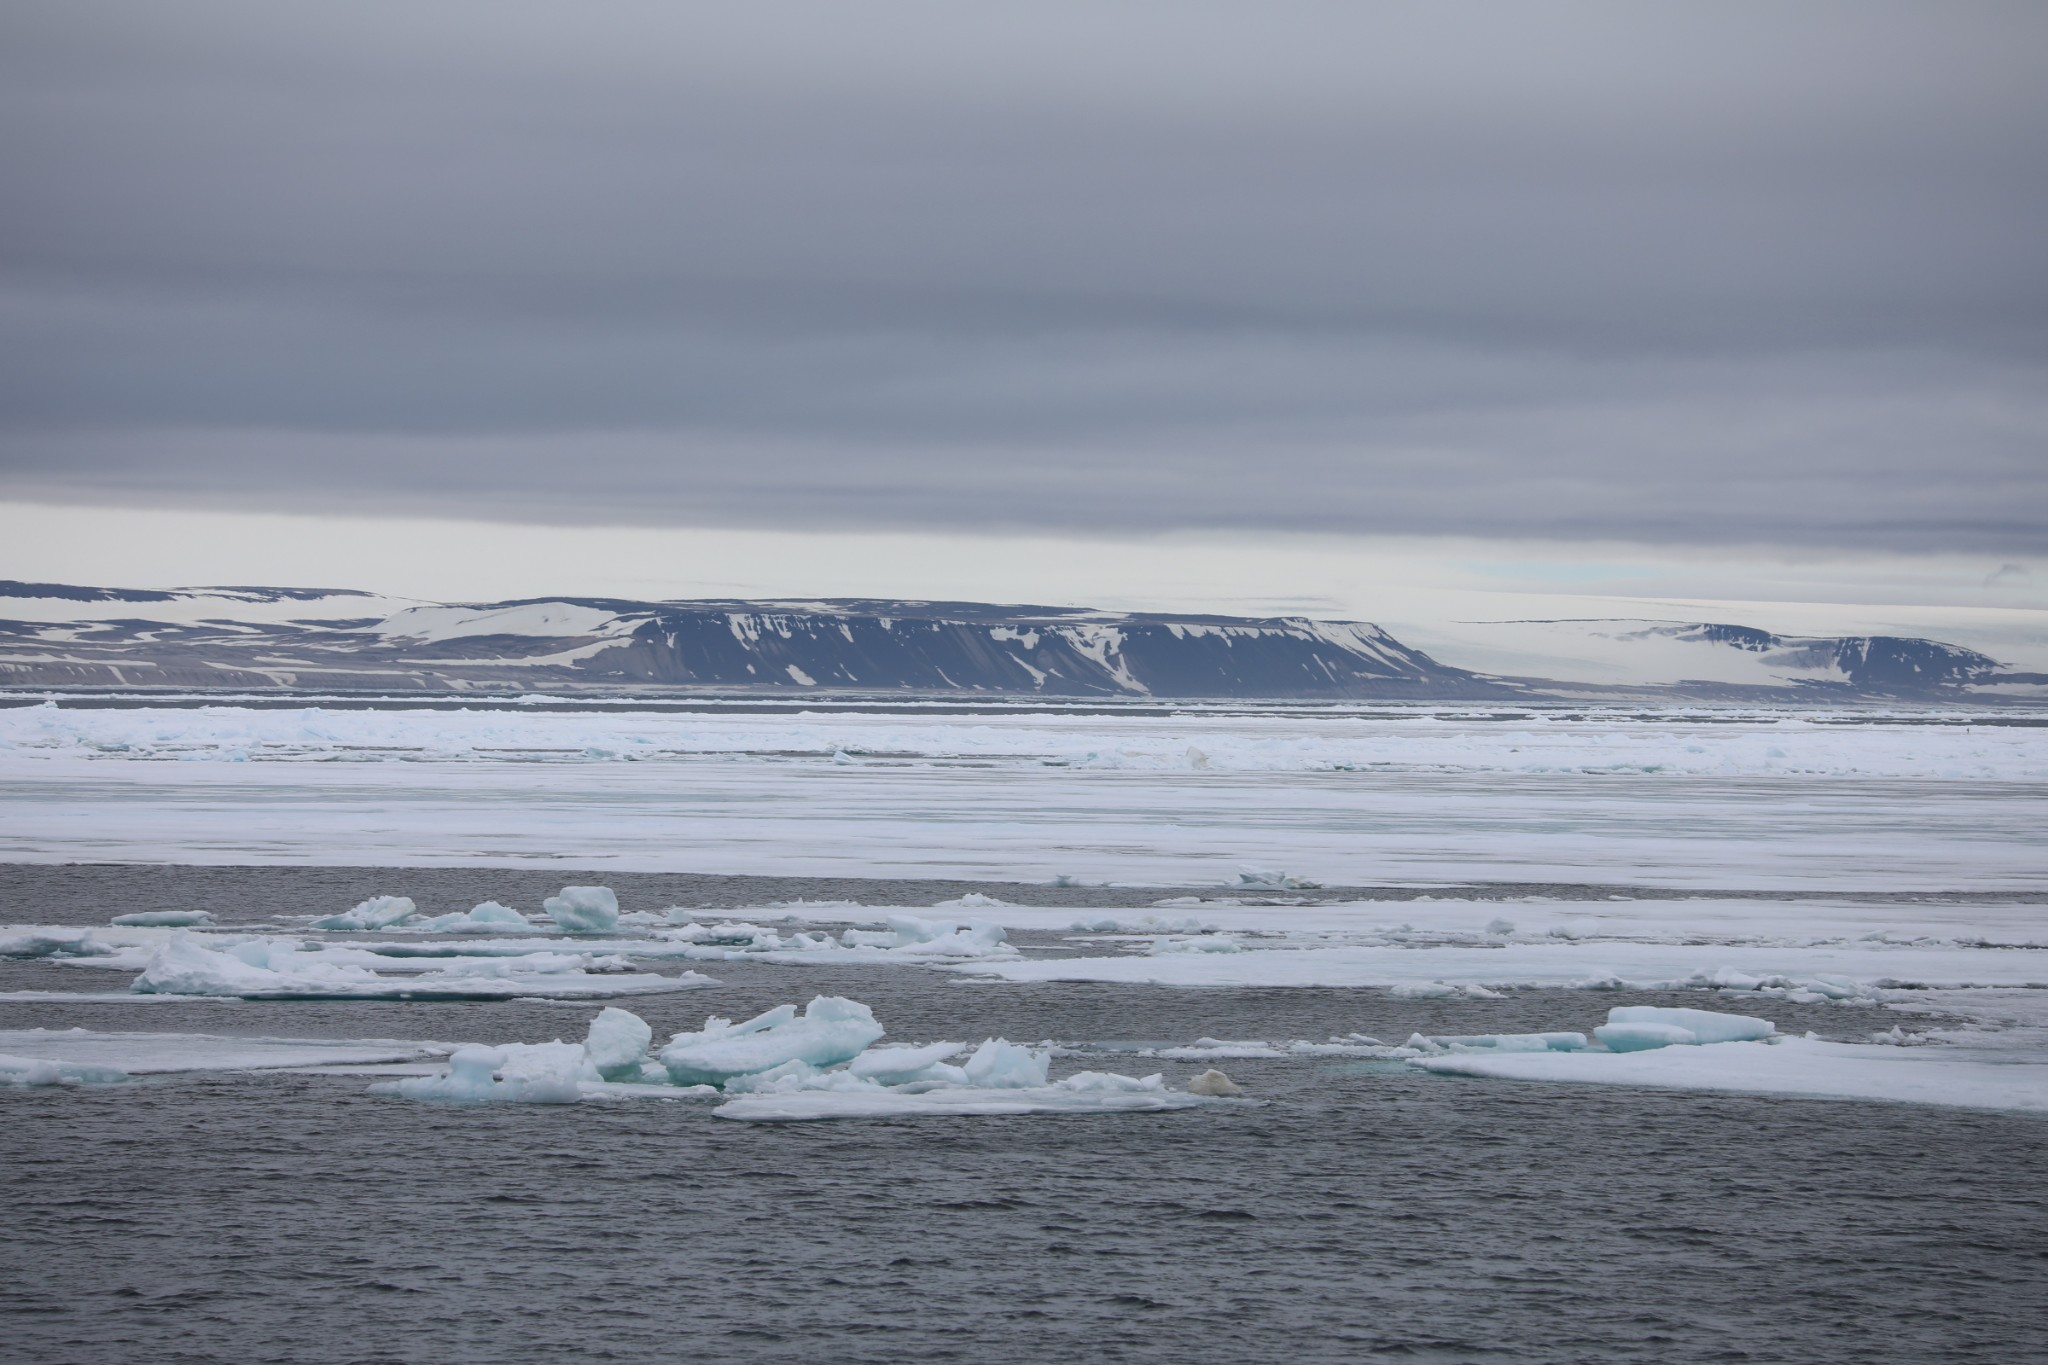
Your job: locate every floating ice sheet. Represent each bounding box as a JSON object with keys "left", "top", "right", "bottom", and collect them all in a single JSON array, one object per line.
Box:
[
  {"left": 1413, "top": 1036, "right": 2048, "bottom": 1114},
  {"left": 127, "top": 933, "right": 715, "bottom": 1000},
  {"left": 659, "top": 998, "right": 885, "bottom": 1086},
  {"left": 944, "top": 941, "right": 2048, "bottom": 994},
  {"left": 0, "top": 1052, "right": 129, "bottom": 1087},
  {"left": 0, "top": 1028, "right": 450, "bottom": 1073},
  {"left": 310, "top": 896, "right": 418, "bottom": 931},
  {"left": 2, "top": 929, "right": 117, "bottom": 958},
  {"left": 366, "top": 1000, "right": 1221, "bottom": 1120},
  {"left": 5, "top": 708, "right": 2043, "bottom": 889}
]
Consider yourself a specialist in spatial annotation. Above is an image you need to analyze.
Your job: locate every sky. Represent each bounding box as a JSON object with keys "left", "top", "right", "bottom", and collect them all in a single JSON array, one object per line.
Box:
[{"left": 1, "top": 1, "right": 2043, "bottom": 625}]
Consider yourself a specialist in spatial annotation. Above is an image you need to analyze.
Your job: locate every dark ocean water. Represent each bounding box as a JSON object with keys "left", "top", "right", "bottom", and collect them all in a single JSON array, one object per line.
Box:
[{"left": 3, "top": 866, "right": 2045, "bottom": 1364}]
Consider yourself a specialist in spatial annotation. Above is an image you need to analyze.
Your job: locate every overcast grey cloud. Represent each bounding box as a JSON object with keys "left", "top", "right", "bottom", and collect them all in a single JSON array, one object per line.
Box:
[{"left": 1, "top": 1, "right": 2043, "bottom": 550}]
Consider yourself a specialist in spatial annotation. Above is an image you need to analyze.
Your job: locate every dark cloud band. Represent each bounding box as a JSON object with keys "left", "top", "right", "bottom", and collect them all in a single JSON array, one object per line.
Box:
[{"left": 2, "top": 1, "right": 2042, "bottom": 550}]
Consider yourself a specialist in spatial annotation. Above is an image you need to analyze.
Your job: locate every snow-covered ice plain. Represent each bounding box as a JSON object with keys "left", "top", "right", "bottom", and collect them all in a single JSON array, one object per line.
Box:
[
  {"left": 3, "top": 700, "right": 2044, "bottom": 1362},
  {"left": 1, "top": 700, "right": 2043, "bottom": 887}
]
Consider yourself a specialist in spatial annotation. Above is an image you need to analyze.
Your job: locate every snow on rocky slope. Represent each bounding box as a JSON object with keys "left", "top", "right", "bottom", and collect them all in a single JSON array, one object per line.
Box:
[{"left": 0, "top": 581, "right": 2038, "bottom": 700}]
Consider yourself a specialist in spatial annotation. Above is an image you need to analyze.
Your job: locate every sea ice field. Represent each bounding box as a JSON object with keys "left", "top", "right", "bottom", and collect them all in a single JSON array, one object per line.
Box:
[
  {"left": 2, "top": 699, "right": 2044, "bottom": 888},
  {"left": 2, "top": 701, "right": 2044, "bottom": 1362}
]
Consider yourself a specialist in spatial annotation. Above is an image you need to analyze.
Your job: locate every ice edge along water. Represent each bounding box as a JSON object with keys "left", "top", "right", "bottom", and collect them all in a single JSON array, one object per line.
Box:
[{"left": 5, "top": 873, "right": 2047, "bottom": 1115}]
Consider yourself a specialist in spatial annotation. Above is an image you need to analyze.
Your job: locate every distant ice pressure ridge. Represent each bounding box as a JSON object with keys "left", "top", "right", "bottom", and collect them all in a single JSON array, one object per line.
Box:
[{"left": 3, "top": 579, "right": 2040, "bottom": 702}]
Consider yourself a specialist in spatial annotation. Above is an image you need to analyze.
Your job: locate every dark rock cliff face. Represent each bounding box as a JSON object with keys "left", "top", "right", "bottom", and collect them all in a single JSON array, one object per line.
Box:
[{"left": 570, "top": 605, "right": 1478, "bottom": 696}]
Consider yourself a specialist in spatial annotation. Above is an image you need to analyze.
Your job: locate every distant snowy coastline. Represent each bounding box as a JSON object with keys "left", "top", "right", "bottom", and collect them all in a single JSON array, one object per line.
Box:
[{"left": 2, "top": 580, "right": 2041, "bottom": 703}]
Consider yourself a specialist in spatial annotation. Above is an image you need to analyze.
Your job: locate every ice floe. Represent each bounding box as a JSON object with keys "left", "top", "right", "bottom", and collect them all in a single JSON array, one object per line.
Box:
[
  {"left": 127, "top": 932, "right": 715, "bottom": 1000},
  {"left": 310, "top": 895, "right": 419, "bottom": 931},
  {"left": 9, "top": 709, "right": 2043, "bottom": 889},
  {"left": 1408, "top": 1005, "right": 2048, "bottom": 1113},
  {"left": 1405, "top": 1031, "right": 1591, "bottom": 1054},
  {"left": 774, "top": 895, "right": 2048, "bottom": 952},
  {"left": 109, "top": 910, "right": 213, "bottom": 927},
  {"left": 0, "top": 1028, "right": 450, "bottom": 1074},
  {"left": 653, "top": 912, "right": 1016, "bottom": 965},
  {"left": 839, "top": 1040, "right": 964, "bottom": 1082},
  {"left": 1415, "top": 1034, "right": 2048, "bottom": 1114},
  {"left": 1, "top": 1052, "right": 130, "bottom": 1087},
  {"left": 1593, "top": 1005, "right": 1776, "bottom": 1051},
  {"left": 1, "top": 929, "right": 115, "bottom": 959},
  {"left": 542, "top": 885, "right": 620, "bottom": 933},
  {"left": 1186, "top": 1069, "right": 1243, "bottom": 1096},
  {"left": 584, "top": 1006, "right": 655, "bottom": 1081},
  {"left": 374, "top": 1044, "right": 589, "bottom": 1105},
  {"left": 409, "top": 902, "right": 542, "bottom": 934},
  {"left": 11, "top": 703, "right": 2047, "bottom": 785},
  {"left": 366, "top": 1000, "right": 1231, "bottom": 1121},
  {"left": 659, "top": 998, "right": 886, "bottom": 1086},
  {"left": 942, "top": 941, "right": 2048, "bottom": 997}
]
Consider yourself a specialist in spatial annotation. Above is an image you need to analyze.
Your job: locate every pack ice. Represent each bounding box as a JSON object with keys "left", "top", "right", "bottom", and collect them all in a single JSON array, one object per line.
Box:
[
  {"left": 1, "top": 1053, "right": 129, "bottom": 1087},
  {"left": 372, "top": 998, "right": 1235, "bottom": 1121},
  {"left": 128, "top": 932, "right": 715, "bottom": 1000},
  {"left": 662, "top": 912, "right": 1015, "bottom": 964},
  {"left": 1409, "top": 1005, "right": 2048, "bottom": 1114},
  {"left": 305, "top": 887, "right": 616, "bottom": 934}
]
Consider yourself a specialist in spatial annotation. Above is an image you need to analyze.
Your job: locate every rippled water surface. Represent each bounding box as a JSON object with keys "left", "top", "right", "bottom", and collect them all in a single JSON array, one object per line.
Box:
[{"left": 4, "top": 866, "right": 2045, "bottom": 1364}]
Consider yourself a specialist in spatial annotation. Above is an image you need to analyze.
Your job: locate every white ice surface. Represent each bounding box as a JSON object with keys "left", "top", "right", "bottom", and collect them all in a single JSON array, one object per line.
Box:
[
  {"left": 1596, "top": 1005, "right": 1776, "bottom": 1049},
  {"left": 9, "top": 704, "right": 2045, "bottom": 779},
  {"left": 0, "top": 1028, "right": 450, "bottom": 1073},
  {"left": 0, "top": 1052, "right": 130, "bottom": 1086},
  {"left": 2, "top": 706, "right": 2043, "bottom": 889},
  {"left": 584, "top": 1007, "right": 653, "bottom": 1081},
  {"left": 358, "top": 1001, "right": 1207, "bottom": 1118},
  {"left": 820, "top": 896, "right": 2048, "bottom": 946},
  {"left": 660, "top": 913, "right": 1016, "bottom": 964},
  {"left": 1413, "top": 1036, "right": 2048, "bottom": 1114},
  {"left": 542, "top": 885, "right": 619, "bottom": 933},
  {"left": 659, "top": 998, "right": 885, "bottom": 1086},
  {"left": 943, "top": 941, "right": 2048, "bottom": 992},
  {"left": 127, "top": 933, "right": 715, "bottom": 1000},
  {"left": 310, "top": 896, "right": 418, "bottom": 931}
]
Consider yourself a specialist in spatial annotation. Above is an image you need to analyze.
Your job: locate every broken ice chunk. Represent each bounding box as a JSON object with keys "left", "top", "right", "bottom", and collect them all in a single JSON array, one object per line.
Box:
[
  {"left": 110, "top": 910, "right": 214, "bottom": 927},
  {"left": 310, "top": 896, "right": 418, "bottom": 931},
  {"left": 542, "top": 886, "right": 620, "bottom": 933},
  {"left": 960, "top": 1038, "right": 1051, "bottom": 1089},
  {"left": 1594, "top": 1006, "right": 1776, "bottom": 1052},
  {"left": 372, "top": 1044, "right": 583, "bottom": 1105},
  {"left": 846, "top": 1041, "right": 966, "bottom": 1083},
  {"left": 583, "top": 1007, "right": 654, "bottom": 1081},
  {"left": 659, "top": 997, "right": 884, "bottom": 1087}
]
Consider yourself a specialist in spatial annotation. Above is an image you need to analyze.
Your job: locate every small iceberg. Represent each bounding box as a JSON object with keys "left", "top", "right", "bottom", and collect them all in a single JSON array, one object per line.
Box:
[
  {"left": 0, "top": 930, "right": 116, "bottom": 959},
  {"left": 0, "top": 1053, "right": 130, "bottom": 1088},
  {"left": 659, "top": 998, "right": 886, "bottom": 1087},
  {"left": 542, "top": 886, "right": 620, "bottom": 934},
  {"left": 310, "top": 896, "right": 419, "bottom": 931},
  {"left": 410, "top": 902, "right": 542, "bottom": 934},
  {"left": 1593, "top": 1006, "right": 1775, "bottom": 1052}
]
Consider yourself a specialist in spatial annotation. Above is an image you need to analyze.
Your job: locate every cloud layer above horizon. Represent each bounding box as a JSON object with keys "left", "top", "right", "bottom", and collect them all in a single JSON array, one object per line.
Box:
[{"left": 2, "top": 1, "right": 2043, "bottom": 551}]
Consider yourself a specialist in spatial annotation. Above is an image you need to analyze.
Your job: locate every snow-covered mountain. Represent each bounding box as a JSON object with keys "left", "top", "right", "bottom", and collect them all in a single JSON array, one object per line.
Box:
[
  {"left": 0, "top": 582, "right": 1494, "bottom": 698},
  {"left": 1416, "top": 618, "right": 2042, "bottom": 700},
  {"left": 0, "top": 582, "right": 2037, "bottom": 701}
]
